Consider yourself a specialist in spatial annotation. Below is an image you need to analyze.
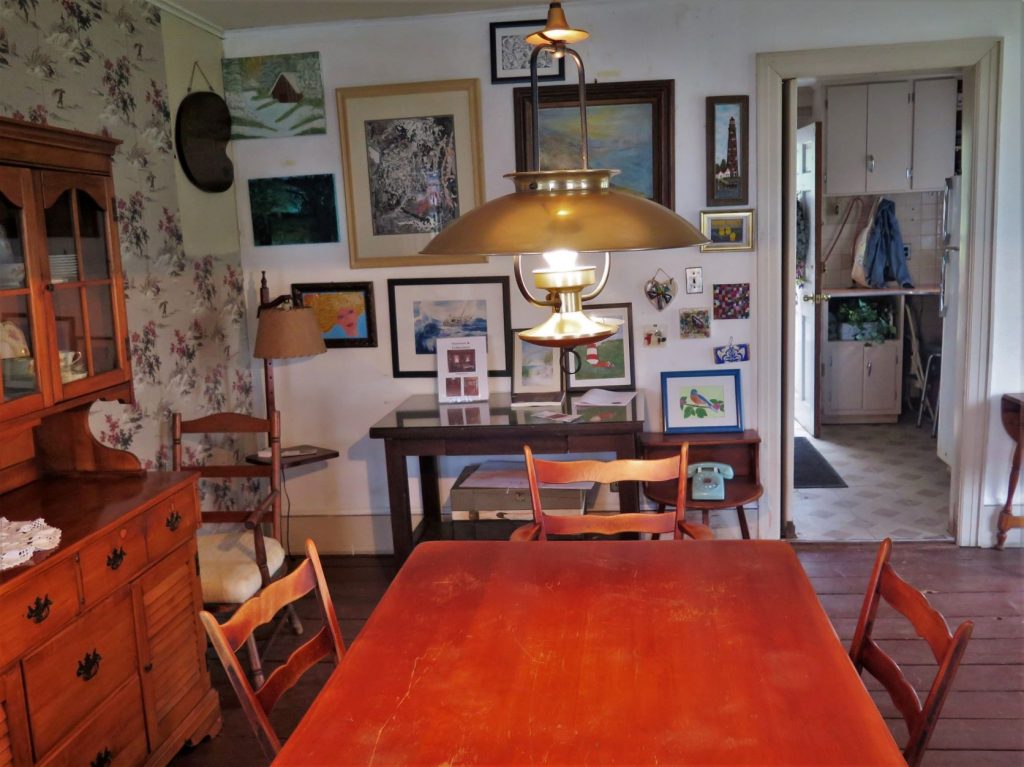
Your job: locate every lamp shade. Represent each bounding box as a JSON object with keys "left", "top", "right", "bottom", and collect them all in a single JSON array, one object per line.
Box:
[
  {"left": 525, "top": 1, "right": 589, "bottom": 45},
  {"left": 253, "top": 307, "right": 326, "bottom": 360},
  {"left": 420, "top": 169, "right": 706, "bottom": 256}
]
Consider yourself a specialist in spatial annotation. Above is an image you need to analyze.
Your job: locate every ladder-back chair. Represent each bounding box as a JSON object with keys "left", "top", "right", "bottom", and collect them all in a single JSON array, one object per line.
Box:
[
  {"left": 512, "top": 444, "right": 713, "bottom": 541},
  {"left": 200, "top": 538, "right": 345, "bottom": 761},
  {"left": 849, "top": 538, "right": 973, "bottom": 767}
]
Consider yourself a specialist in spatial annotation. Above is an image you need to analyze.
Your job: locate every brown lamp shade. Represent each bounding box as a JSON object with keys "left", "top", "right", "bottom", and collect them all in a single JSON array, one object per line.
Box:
[
  {"left": 525, "top": 1, "right": 589, "bottom": 45},
  {"left": 253, "top": 307, "right": 326, "bottom": 360}
]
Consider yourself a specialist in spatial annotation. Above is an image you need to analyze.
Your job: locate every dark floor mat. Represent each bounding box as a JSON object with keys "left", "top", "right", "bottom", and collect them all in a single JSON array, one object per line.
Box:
[{"left": 794, "top": 437, "right": 848, "bottom": 489}]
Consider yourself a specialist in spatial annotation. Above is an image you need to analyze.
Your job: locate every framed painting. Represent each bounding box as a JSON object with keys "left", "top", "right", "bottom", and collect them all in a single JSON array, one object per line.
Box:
[
  {"left": 699, "top": 209, "right": 755, "bottom": 252},
  {"left": 511, "top": 327, "right": 562, "bottom": 397},
  {"left": 291, "top": 282, "right": 376, "bottom": 348},
  {"left": 706, "top": 95, "right": 749, "bottom": 206},
  {"left": 248, "top": 174, "right": 338, "bottom": 246},
  {"left": 513, "top": 80, "right": 674, "bottom": 206},
  {"left": 567, "top": 303, "right": 635, "bottom": 392},
  {"left": 222, "top": 51, "right": 326, "bottom": 139},
  {"left": 490, "top": 20, "right": 565, "bottom": 84},
  {"left": 661, "top": 369, "right": 743, "bottom": 434},
  {"left": 337, "top": 79, "right": 487, "bottom": 269},
  {"left": 387, "top": 277, "right": 511, "bottom": 378}
]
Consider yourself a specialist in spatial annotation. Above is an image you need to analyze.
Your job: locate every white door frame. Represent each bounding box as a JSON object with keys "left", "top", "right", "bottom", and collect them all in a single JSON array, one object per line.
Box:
[{"left": 755, "top": 38, "right": 1001, "bottom": 545}]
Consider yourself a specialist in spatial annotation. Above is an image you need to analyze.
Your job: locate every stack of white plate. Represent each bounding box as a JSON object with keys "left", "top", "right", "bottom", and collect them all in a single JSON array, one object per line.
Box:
[{"left": 49, "top": 253, "right": 78, "bottom": 282}]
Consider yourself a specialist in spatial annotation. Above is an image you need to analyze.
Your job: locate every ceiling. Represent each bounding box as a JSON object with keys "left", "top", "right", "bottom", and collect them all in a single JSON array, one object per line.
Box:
[{"left": 160, "top": 0, "right": 542, "bottom": 32}]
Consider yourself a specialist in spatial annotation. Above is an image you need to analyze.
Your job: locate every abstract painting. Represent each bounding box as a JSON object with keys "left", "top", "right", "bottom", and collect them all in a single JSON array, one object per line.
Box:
[
  {"left": 679, "top": 308, "right": 712, "bottom": 339},
  {"left": 248, "top": 174, "right": 338, "bottom": 246},
  {"left": 222, "top": 52, "right": 325, "bottom": 139},
  {"left": 490, "top": 20, "right": 565, "bottom": 83},
  {"left": 713, "top": 283, "right": 751, "bottom": 319}
]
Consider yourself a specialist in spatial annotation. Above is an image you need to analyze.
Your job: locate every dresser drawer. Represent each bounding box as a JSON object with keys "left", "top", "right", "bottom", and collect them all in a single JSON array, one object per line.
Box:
[
  {"left": 145, "top": 486, "right": 198, "bottom": 562},
  {"left": 0, "top": 558, "right": 80, "bottom": 668},
  {"left": 80, "top": 517, "right": 147, "bottom": 605},
  {"left": 37, "top": 675, "right": 147, "bottom": 767},
  {"left": 24, "top": 588, "right": 138, "bottom": 759}
]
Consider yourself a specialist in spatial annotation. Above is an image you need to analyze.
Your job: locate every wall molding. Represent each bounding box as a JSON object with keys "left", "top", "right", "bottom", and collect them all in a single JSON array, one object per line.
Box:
[{"left": 150, "top": 0, "right": 224, "bottom": 37}]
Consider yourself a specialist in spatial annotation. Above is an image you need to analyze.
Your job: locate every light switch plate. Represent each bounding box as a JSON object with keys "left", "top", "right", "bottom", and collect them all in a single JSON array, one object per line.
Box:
[{"left": 685, "top": 267, "right": 703, "bottom": 294}]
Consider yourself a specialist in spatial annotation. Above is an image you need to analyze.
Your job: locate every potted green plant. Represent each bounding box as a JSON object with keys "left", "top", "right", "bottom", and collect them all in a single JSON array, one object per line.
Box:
[{"left": 836, "top": 299, "right": 896, "bottom": 342}]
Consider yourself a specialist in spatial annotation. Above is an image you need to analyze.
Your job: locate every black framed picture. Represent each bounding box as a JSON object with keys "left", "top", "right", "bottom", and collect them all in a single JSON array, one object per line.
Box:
[
  {"left": 291, "top": 282, "right": 376, "bottom": 348},
  {"left": 387, "top": 277, "right": 511, "bottom": 378},
  {"left": 489, "top": 20, "right": 566, "bottom": 84},
  {"left": 706, "top": 95, "right": 750, "bottom": 206},
  {"left": 567, "top": 303, "right": 636, "bottom": 392}
]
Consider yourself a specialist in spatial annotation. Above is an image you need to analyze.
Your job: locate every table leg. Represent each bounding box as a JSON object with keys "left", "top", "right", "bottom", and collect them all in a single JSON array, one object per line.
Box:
[
  {"left": 384, "top": 441, "right": 414, "bottom": 563},
  {"left": 419, "top": 456, "right": 442, "bottom": 523},
  {"left": 995, "top": 440, "right": 1021, "bottom": 550},
  {"left": 737, "top": 505, "right": 751, "bottom": 539},
  {"left": 612, "top": 436, "right": 639, "bottom": 512}
]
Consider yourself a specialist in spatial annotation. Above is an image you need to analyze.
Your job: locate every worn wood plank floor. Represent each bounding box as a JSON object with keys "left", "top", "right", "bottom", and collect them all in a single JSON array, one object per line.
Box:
[{"left": 169, "top": 540, "right": 1023, "bottom": 767}]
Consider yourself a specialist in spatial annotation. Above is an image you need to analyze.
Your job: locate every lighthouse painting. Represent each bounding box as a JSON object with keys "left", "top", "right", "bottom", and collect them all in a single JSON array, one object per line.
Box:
[
  {"left": 706, "top": 95, "right": 749, "bottom": 206},
  {"left": 567, "top": 303, "right": 635, "bottom": 392},
  {"left": 662, "top": 369, "right": 743, "bottom": 433}
]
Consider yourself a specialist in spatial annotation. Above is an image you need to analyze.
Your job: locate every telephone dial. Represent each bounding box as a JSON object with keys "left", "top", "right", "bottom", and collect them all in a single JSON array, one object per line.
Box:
[{"left": 686, "top": 462, "right": 734, "bottom": 501}]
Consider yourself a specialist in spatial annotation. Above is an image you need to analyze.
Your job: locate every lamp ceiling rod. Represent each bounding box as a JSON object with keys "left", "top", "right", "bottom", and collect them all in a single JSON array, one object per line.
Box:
[{"left": 529, "top": 42, "right": 588, "bottom": 171}]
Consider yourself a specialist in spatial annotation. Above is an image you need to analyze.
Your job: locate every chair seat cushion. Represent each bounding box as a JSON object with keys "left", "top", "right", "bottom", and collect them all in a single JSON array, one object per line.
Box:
[{"left": 197, "top": 529, "right": 285, "bottom": 604}]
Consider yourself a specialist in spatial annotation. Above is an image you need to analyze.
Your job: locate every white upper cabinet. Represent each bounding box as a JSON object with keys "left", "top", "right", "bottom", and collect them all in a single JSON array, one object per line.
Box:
[
  {"left": 825, "top": 78, "right": 956, "bottom": 196},
  {"left": 912, "top": 78, "right": 958, "bottom": 191}
]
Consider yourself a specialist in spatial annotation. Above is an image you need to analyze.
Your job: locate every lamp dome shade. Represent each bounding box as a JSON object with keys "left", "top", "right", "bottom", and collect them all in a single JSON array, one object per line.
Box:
[
  {"left": 525, "top": 2, "right": 589, "bottom": 45},
  {"left": 421, "top": 170, "right": 707, "bottom": 257}
]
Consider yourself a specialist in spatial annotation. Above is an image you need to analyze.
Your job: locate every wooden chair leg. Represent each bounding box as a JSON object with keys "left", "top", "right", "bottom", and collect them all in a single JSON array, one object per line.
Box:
[
  {"left": 737, "top": 505, "right": 750, "bottom": 539},
  {"left": 657, "top": 504, "right": 666, "bottom": 512},
  {"left": 286, "top": 603, "right": 304, "bottom": 635},
  {"left": 702, "top": 510, "right": 710, "bottom": 527},
  {"left": 246, "top": 633, "right": 265, "bottom": 688}
]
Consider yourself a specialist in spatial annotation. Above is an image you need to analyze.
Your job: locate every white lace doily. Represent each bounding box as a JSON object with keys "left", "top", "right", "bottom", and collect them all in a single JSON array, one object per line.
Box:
[{"left": 1, "top": 517, "right": 62, "bottom": 570}]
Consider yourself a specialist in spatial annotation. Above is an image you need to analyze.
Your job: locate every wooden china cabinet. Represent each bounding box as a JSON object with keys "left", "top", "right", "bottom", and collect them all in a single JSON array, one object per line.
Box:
[{"left": 0, "top": 118, "right": 219, "bottom": 767}]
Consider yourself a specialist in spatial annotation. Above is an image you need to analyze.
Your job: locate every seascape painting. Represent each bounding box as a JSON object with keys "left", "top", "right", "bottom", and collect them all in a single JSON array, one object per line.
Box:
[
  {"left": 539, "top": 103, "right": 653, "bottom": 198},
  {"left": 222, "top": 52, "right": 326, "bottom": 139},
  {"left": 248, "top": 174, "right": 338, "bottom": 246},
  {"left": 365, "top": 115, "right": 460, "bottom": 236},
  {"left": 412, "top": 299, "right": 487, "bottom": 354}
]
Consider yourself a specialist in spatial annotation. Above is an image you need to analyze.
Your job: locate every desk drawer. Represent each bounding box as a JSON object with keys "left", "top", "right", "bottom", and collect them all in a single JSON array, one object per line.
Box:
[
  {"left": 24, "top": 589, "right": 138, "bottom": 759},
  {"left": 80, "top": 517, "right": 147, "bottom": 605},
  {"left": 145, "top": 486, "right": 197, "bottom": 562},
  {"left": 0, "top": 559, "right": 79, "bottom": 668},
  {"left": 37, "top": 675, "right": 147, "bottom": 767}
]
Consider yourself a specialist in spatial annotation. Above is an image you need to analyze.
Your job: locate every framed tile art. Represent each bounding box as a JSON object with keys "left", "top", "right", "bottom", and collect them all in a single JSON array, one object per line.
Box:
[{"left": 713, "top": 283, "right": 751, "bottom": 320}]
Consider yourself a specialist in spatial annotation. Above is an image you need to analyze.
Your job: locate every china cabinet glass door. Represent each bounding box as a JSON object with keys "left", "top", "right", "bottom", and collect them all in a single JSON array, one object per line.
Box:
[
  {"left": 41, "top": 171, "right": 127, "bottom": 394},
  {"left": 0, "top": 165, "right": 46, "bottom": 415}
]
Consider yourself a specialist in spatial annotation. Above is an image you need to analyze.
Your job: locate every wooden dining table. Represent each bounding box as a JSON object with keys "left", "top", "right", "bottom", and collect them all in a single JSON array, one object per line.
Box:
[{"left": 272, "top": 541, "right": 904, "bottom": 765}]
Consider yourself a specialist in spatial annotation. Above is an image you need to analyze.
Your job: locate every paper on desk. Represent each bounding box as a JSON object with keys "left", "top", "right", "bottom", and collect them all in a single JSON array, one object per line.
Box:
[{"left": 576, "top": 389, "right": 636, "bottom": 406}]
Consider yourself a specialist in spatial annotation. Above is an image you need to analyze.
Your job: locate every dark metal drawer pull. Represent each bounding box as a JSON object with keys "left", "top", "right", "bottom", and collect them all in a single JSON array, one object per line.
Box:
[
  {"left": 26, "top": 594, "right": 52, "bottom": 623},
  {"left": 91, "top": 747, "right": 113, "bottom": 767},
  {"left": 77, "top": 649, "right": 102, "bottom": 681},
  {"left": 106, "top": 546, "right": 126, "bottom": 570},
  {"left": 165, "top": 510, "right": 182, "bottom": 531}
]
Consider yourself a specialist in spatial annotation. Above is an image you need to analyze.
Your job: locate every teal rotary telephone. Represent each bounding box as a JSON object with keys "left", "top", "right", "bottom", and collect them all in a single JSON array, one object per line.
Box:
[{"left": 687, "top": 462, "right": 734, "bottom": 501}]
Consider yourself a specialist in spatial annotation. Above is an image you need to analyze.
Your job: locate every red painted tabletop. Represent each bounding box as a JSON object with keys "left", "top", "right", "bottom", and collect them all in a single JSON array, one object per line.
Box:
[{"left": 273, "top": 541, "right": 903, "bottom": 766}]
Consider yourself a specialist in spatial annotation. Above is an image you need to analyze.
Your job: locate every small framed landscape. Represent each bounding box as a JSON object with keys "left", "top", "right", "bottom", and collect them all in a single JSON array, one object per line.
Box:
[
  {"left": 337, "top": 79, "right": 486, "bottom": 269},
  {"left": 291, "top": 282, "right": 376, "bottom": 348},
  {"left": 248, "top": 174, "right": 338, "bottom": 246},
  {"left": 490, "top": 20, "right": 565, "bottom": 84},
  {"left": 387, "top": 276, "right": 511, "bottom": 378},
  {"left": 661, "top": 369, "right": 743, "bottom": 434},
  {"left": 222, "top": 51, "right": 326, "bottom": 139},
  {"left": 706, "top": 95, "right": 749, "bottom": 206},
  {"left": 700, "top": 209, "right": 755, "bottom": 252},
  {"left": 511, "top": 328, "right": 561, "bottom": 396},
  {"left": 567, "top": 303, "right": 635, "bottom": 392}
]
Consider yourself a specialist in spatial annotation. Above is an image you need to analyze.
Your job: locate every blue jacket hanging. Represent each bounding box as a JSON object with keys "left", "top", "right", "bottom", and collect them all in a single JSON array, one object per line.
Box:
[{"left": 864, "top": 198, "right": 913, "bottom": 288}]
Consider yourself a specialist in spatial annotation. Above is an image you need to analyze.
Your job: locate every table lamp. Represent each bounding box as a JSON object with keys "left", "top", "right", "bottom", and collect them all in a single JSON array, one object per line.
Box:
[
  {"left": 253, "top": 272, "right": 326, "bottom": 418},
  {"left": 421, "top": 1, "right": 708, "bottom": 348}
]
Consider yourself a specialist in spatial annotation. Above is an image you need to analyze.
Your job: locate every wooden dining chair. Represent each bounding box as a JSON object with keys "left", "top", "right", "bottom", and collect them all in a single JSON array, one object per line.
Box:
[
  {"left": 173, "top": 410, "right": 298, "bottom": 686},
  {"left": 849, "top": 538, "right": 973, "bottom": 767},
  {"left": 512, "top": 444, "right": 714, "bottom": 541},
  {"left": 200, "top": 538, "right": 345, "bottom": 761}
]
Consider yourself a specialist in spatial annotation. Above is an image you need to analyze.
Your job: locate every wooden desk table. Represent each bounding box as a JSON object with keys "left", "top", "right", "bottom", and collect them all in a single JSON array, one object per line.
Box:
[
  {"left": 369, "top": 394, "right": 646, "bottom": 562},
  {"left": 273, "top": 541, "right": 903, "bottom": 766},
  {"left": 996, "top": 393, "right": 1024, "bottom": 549}
]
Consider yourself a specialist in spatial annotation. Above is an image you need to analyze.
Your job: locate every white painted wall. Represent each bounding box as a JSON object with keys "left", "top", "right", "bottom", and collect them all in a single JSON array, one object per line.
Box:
[{"left": 217, "top": 0, "right": 1022, "bottom": 552}]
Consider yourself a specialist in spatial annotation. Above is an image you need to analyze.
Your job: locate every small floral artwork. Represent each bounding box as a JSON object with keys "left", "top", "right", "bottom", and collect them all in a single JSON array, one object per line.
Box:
[
  {"left": 680, "top": 385, "right": 727, "bottom": 420},
  {"left": 679, "top": 309, "right": 711, "bottom": 339},
  {"left": 713, "top": 283, "right": 750, "bottom": 320}
]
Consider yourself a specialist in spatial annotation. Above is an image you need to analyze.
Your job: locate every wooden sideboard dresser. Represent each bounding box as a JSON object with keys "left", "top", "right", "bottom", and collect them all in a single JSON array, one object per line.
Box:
[{"left": 0, "top": 118, "right": 219, "bottom": 766}]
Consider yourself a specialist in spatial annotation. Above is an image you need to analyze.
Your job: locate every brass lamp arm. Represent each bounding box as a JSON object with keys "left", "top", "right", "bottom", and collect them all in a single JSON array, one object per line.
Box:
[
  {"left": 512, "top": 251, "right": 611, "bottom": 308},
  {"left": 581, "top": 251, "right": 610, "bottom": 301},
  {"left": 530, "top": 43, "right": 588, "bottom": 171}
]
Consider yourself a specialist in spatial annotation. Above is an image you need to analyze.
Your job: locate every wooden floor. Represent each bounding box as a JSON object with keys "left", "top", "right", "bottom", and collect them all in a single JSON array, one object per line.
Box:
[{"left": 169, "top": 540, "right": 1023, "bottom": 767}]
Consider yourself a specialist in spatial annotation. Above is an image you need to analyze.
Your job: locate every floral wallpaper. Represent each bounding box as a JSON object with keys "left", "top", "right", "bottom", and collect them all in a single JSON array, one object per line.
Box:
[{"left": 0, "top": 0, "right": 253, "bottom": 477}]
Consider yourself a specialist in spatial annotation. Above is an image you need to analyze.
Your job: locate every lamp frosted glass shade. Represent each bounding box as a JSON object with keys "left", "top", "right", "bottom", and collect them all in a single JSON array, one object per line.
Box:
[
  {"left": 253, "top": 308, "right": 326, "bottom": 360},
  {"left": 524, "top": 2, "right": 589, "bottom": 45},
  {"left": 421, "top": 170, "right": 707, "bottom": 257}
]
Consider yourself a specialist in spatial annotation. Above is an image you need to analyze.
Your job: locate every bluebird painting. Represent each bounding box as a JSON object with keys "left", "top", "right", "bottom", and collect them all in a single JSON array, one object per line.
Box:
[{"left": 681, "top": 386, "right": 726, "bottom": 419}]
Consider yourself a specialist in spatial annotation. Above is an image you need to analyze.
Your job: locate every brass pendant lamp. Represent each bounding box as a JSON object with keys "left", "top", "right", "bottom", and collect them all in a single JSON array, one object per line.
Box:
[{"left": 421, "top": 2, "right": 707, "bottom": 348}]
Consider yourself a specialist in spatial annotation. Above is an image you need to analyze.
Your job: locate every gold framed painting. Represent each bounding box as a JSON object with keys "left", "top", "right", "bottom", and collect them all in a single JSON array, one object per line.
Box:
[
  {"left": 336, "top": 78, "right": 487, "bottom": 268},
  {"left": 699, "top": 209, "right": 755, "bottom": 252}
]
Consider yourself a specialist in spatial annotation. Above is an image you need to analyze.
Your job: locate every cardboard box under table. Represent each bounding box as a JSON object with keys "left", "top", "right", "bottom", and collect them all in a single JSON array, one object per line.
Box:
[{"left": 449, "top": 461, "right": 597, "bottom": 521}]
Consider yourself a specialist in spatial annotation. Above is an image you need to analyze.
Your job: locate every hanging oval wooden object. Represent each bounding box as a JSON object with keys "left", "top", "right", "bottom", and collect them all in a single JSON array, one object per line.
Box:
[{"left": 175, "top": 91, "right": 233, "bottom": 193}]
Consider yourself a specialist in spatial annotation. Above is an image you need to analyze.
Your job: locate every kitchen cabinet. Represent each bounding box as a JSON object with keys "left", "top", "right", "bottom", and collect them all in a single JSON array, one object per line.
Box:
[
  {"left": 823, "top": 340, "right": 902, "bottom": 423},
  {"left": 825, "top": 78, "right": 957, "bottom": 196},
  {"left": 0, "top": 118, "right": 132, "bottom": 426}
]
